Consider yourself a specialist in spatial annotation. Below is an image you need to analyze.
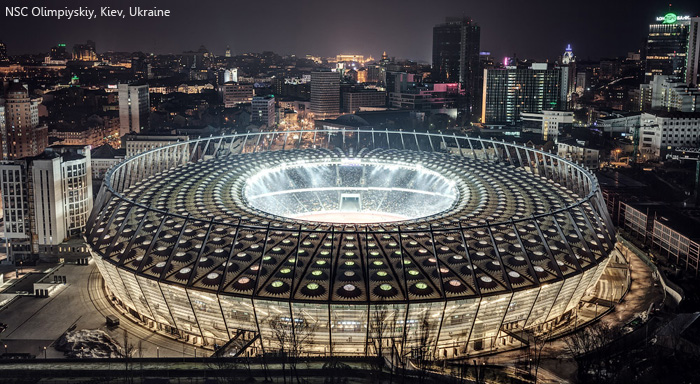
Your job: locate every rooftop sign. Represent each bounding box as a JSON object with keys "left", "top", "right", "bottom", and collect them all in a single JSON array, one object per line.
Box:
[{"left": 656, "top": 13, "right": 691, "bottom": 23}]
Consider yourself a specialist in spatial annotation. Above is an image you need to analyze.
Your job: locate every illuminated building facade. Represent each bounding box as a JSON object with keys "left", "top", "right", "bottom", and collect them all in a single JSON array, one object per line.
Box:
[
  {"left": 311, "top": 71, "right": 341, "bottom": 119},
  {"left": 432, "top": 16, "right": 481, "bottom": 116},
  {"left": 1, "top": 80, "right": 48, "bottom": 159},
  {"left": 482, "top": 63, "right": 562, "bottom": 127},
  {"left": 1, "top": 146, "right": 92, "bottom": 261},
  {"left": 644, "top": 13, "right": 700, "bottom": 83},
  {"left": 118, "top": 84, "right": 150, "bottom": 137},
  {"left": 86, "top": 130, "right": 616, "bottom": 359}
]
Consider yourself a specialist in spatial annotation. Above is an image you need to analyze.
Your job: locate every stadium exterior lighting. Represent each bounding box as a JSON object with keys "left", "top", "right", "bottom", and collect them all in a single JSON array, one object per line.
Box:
[{"left": 86, "top": 129, "right": 617, "bottom": 359}]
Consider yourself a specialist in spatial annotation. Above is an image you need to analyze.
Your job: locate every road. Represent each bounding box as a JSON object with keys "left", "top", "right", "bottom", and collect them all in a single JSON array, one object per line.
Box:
[
  {"left": 83, "top": 264, "right": 197, "bottom": 358},
  {"left": 0, "top": 262, "right": 196, "bottom": 358}
]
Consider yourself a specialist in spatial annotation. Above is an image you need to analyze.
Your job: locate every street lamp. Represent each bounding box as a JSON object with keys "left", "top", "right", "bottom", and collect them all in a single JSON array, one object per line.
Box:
[
  {"left": 156, "top": 347, "right": 159, "bottom": 358},
  {"left": 44, "top": 346, "right": 47, "bottom": 359}
]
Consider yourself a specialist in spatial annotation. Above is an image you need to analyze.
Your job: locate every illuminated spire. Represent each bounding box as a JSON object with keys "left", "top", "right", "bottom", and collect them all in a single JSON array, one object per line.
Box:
[{"left": 562, "top": 44, "right": 574, "bottom": 65}]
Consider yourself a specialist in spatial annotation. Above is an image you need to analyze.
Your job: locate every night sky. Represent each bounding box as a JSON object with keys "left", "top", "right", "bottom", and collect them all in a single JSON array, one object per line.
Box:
[{"left": 1, "top": 0, "right": 698, "bottom": 62}]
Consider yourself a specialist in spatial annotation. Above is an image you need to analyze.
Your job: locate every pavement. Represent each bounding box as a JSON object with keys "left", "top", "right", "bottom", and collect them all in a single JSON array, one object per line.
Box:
[{"left": 0, "top": 261, "right": 197, "bottom": 358}]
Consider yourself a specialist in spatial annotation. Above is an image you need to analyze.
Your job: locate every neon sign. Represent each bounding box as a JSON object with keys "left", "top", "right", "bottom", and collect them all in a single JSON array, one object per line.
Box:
[{"left": 656, "top": 13, "right": 691, "bottom": 23}]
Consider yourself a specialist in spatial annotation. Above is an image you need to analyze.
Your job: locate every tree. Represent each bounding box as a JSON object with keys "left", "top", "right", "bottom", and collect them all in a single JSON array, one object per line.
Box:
[
  {"left": 117, "top": 329, "right": 140, "bottom": 384},
  {"left": 267, "top": 312, "right": 317, "bottom": 384},
  {"left": 524, "top": 327, "right": 552, "bottom": 383},
  {"left": 564, "top": 322, "right": 622, "bottom": 383}
]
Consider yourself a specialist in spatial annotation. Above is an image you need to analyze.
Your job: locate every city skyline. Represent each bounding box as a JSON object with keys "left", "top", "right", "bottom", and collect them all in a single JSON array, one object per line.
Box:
[{"left": 0, "top": 0, "right": 698, "bottom": 61}]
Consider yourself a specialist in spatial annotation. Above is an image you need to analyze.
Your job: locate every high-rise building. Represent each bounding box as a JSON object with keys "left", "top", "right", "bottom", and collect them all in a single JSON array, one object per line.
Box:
[
  {"left": 687, "top": 17, "right": 700, "bottom": 85},
  {"left": 50, "top": 43, "right": 68, "bottom": 60},
  {"left": 252, "top": 95, "right": 276, "bottom": 127},
  {"left": 0, "top": 80, "right": 48, "bottom": 159},
  {"left": 481, "top": 63, "right": 562, "bottom": 126},
  {"left": 560, "top": 45, "right": 576, "bottom": 108},
  {"left": 225, "top": 45, "right": 231, "bottom": 58},
  {"left": 0, "top": 40, "right": 9, "bottom": 63},
  {"left": 0, "top": 146, "right": 92, "bottom": 261},
  {"left": 432, "top": 16, "right": 481, "bottom": 116},
  {"left": 118, "top": 83, "right": 150, "bottom": 137},
  {"left": 220, "top": 82, "right": 254, "bottom": 107},
  {"left": 644, "top": 13, "right": 700, "bottom": 83},
  {"left": 311, "top": 71, "right": 341, "bottom": 119},
  {"left": 640, "top": 75, "right": 700, "bottom": 112}
]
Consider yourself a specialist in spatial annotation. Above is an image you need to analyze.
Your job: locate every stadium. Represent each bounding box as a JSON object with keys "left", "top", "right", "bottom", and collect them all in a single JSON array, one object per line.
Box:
[{"left": 85, "top": 129, "right": 617, "bottom": 359}]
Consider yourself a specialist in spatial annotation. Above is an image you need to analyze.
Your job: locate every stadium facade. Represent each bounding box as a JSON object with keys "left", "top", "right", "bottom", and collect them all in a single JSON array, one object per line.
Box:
[{"left": 86, "top": 129, "right": 616, "bottom": 358}]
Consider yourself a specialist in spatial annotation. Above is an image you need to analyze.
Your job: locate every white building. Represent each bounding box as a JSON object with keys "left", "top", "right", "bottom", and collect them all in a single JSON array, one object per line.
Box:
[
  {"left": 557, "top": 140, "right": 600, "bottom": 170},
  {"left": 597, "top": 113, "right": 641, "bottom": 135},
  {"left": 640, "top": 75, "right": 700, "bottom": 112},
  {"left": 252, "top": 95, "right": 275, "bottom": 128},
  {"left": 118, "top": 84, "right": 150, "bottom": 137},
  {"left": 521, "top": 110, "right": 574, "bottom": 141},
  {"left": 0, "top": 146, "right": 92, "bottom": 261},
  {"left": 122, "top": 133, "right": 189, "bottom": 157},
  {"left": 638, "top": 112, "right": 700, "bottom": 160},
  {"left": 223, "top": 68, "right": 238, "bottom": 83},
  {"left": 90, "top": 144, "right": 125, "bottom": 180}
]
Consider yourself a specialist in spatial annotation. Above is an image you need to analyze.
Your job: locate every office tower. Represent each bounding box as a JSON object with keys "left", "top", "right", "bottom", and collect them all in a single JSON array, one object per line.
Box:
[
  {"left": 687, "top": 17, "right": 700, "bottom": 84},
  {"left": 1, "top": 80, "right": 48, "bottom": 159},
  {"left": 482, "top": 63, "right": 562, "bottom": 126},
  {"left": 0, "top": 146, "right": 92, "bottom": 261},
  {"left": 311, "top": 71, "right": 341, "bottom": 119},
  {"left": 342, "top": 88, "right": 387, "bottom": 113},
  {"left": 225, "top": 45, "right": 232, "bottom": 58},
  {"left": 220, "top": 82, "right": 254, "bottom": 107},
  {"left": 118, "top": 84, "right": 150, "bottom": 137},
  {"left": 50, "top": 43, "right": 69, "bottom": 60},
  {"left": 432, "top": 16, "right": 481, "bottom": 116},
  {"left": 644, "top": 13, "right": 700, "bottom": 83},
  {"left": 252, "top": 95, "right": 276, "bottom": 127},
  {"left": 0, "top": 40, "right": 9, "bottom": 63}
]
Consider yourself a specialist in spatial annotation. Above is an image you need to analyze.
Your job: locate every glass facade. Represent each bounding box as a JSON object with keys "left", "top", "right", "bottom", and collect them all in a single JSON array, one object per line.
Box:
[
  {"left": 93, "top": 255, "right": 611, "bottom": 356},
  {"left": 86, "top": 130, "right": 616, "bottom": 356}
]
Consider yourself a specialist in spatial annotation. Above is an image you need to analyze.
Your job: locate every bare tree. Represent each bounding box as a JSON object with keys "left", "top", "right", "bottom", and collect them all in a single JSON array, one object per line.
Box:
[
  {"left": 565, "top": 322, "right": 622, "bottom": 383},
  {"left": 413, "top": 312, "right": 437, "bottom": 384},
  {"left": 117, "top": 329, "right": 140, "bottom": 384},
  {"left": 207, "top": 357, "right": 241, "bottom": 384},
  {"left": 267, "top": 312, "right": 317, "bottom": 384},
  {"left": 368, "top": 307, "right": 390, "bottom": 358},
  {"left": 525, "top": 326, "right": 552, "bottom": 383}
]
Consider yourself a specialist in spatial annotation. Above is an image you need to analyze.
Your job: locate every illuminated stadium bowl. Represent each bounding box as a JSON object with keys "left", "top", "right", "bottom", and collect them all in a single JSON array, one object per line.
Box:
[{"left": 86, "top": 129, "right": 616, "bottom": 358}]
